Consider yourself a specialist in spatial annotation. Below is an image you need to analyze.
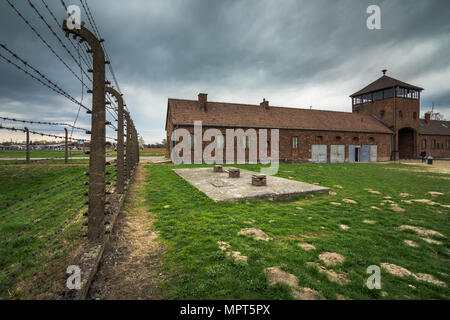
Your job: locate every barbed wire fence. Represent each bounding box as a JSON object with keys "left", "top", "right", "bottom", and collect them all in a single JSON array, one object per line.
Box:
[{"left": 0, "top": 0, "right": 140, "bottom": 297}]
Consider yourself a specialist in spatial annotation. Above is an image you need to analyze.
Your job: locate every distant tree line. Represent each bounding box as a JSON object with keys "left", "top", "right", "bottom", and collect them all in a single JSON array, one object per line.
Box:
[
  {"left": 143, "top": 139, "right": 166, "bottom": 149},
  {"left": 0, "top": 139, "right": 65, "bottom": 146}
]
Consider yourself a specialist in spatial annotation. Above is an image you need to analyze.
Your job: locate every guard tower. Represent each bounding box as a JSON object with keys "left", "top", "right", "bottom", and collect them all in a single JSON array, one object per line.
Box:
[{"left": 350, "top": 70, "right": 424, "bottom": 160}]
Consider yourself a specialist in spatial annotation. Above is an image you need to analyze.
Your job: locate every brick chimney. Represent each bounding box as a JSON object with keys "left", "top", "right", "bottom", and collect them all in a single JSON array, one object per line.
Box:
[
  {"left": 198, "top": 93, "right": 208, "bottom": 111},
  {"left": 260, "top": 98, "right": 269, "bottom": 109},
  {"left": 425, "top": 112, "right": 431, "bottom": 124}
]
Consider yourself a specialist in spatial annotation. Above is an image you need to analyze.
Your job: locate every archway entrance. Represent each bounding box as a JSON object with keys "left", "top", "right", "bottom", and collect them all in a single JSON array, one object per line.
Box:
[{"left": 398, "top": 127, "right": 416, "bottom": 159}]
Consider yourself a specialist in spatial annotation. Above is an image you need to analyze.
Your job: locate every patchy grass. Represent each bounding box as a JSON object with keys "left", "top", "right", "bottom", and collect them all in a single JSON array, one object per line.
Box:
[
  {"left": 144, "top": 163, "right": 450, "bottom": 300},
  {"left": 0, "top": 164, "right": 91, "bottom": 299}
]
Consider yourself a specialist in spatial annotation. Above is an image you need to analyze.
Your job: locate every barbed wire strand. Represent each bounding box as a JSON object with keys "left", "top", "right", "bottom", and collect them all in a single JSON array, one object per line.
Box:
[
  {"left": 0, "top": 47, "right": 91, "bottom": 112},
  {"left": 81, "top": 0, "right": 127, "bottom": 115},
  {"left": 0, "top": 125, "right": 91, "bottom": 143},
  {"left": 26, "top": 0, "right": 93, "bottom": 86},
  {"left": 39, "top": 0, "right": 92, "bottom": 70},
  {"left": 0, "top": 171, "right": 87, "bottom": 212},
  {"left": 0, "top": 179, "right": 85, "bottom": 223},
  {"left": 0, "top": 116, "right": 89, "bottom": 132},
  {"left": 0, "top": 188, "right": 87, "bottom": 252},
  {"left": 5, "top": 0, "right": 90, "bottom": 90},
  {"left": 0, "top": 200, "right": 87, "bottom": 294}
]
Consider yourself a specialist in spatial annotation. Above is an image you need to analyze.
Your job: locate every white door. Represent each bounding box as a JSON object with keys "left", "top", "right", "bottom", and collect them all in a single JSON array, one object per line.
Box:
[
  {"left": 370, "top": 145, "right": 378, "bottom": 162},
  {"left": 330, "top": 145, "right": 345, "bottom": 163},
  {"left": 312, "top": 145, "right": 327, "bottom": 163}
]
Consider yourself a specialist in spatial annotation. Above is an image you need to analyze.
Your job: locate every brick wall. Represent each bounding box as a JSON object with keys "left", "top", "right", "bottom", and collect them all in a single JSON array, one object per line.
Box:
[
  {"left": 279, "top": 129, "right": 391, "bottom": 162},
  {"left": 166, "top": 124, "right": 392, "bottom": 162},
  {"left": 418, "top": 134, "right": 450, "bottom": 158}
]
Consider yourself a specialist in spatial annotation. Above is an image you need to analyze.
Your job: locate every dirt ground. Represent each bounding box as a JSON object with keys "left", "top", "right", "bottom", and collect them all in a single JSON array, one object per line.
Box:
[
  {"left": 87, "top": 163, "right": 166, "bottom": 300},
  {"left": 397, "top": 160, "right": 450, "bottom": 175}
]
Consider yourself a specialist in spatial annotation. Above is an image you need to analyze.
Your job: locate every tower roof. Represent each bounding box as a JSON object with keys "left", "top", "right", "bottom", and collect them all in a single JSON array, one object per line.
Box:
[{"left": 350, "top": 75, "right": 424, "bottom": 97}]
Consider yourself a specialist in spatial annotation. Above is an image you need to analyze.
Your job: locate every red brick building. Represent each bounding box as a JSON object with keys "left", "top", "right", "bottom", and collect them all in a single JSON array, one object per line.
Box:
[
  {"left": 418, "top": 116, "right": 450, "bottom": 158},
  {"left": 166, "top": 72, "right": 450, "bottom": 162}
]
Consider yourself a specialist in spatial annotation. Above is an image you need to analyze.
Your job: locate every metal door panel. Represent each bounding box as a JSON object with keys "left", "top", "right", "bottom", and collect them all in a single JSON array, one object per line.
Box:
[
  {"left": 348, "top": 145, "right": 356, "bottom": 163},
  {"left": 360, "top": 145, "right": 371, "bottom": 162},
  {"left": 312, "top": 145, "right": 327, "bottom": 163},
  {"left": 330, "top": 145, "right": 345, "bottom": 163},
  {"left": 370, "top": 145, "right": 378, "bottom": 162}
]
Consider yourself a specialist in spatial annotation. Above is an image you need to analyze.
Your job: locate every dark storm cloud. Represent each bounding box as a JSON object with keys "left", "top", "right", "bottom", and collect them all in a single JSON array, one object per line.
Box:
[{"left": 1, "top": 0, "right": 449, "bottom": 143}]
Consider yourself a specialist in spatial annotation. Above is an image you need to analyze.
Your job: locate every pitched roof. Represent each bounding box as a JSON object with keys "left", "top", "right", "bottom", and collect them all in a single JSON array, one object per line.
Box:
[
  {"left": 419, "top": 119, "right": 450, "bottom": 136},
  {"left": 168, "top": 98, "right": 393, "bottom": 134},
  {"left": 350, "top": 75, "right": 424, "bottom": 97}
]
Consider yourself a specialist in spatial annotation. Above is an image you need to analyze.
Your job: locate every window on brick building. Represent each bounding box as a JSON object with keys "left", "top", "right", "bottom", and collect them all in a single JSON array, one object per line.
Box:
[
  {"left": 292, "top": 136, "right": 298, "bottom": 149},
  {"left": 422, "top": 139, "right": 427, "bottom": 149},
  {"left": 353, "top": 137, "right": 359, "bottom": 142},
  {"left": 431, "top": 139, "right": 436, "bottom": 149},
  {"left": 413, "top": 112, "right": 417, "bottom": 120},
  {"left": 335, "top": 136, "right": 342, "bottom": 141},
  {"left": 369, "top": 137, "right": 375, "bottom": 142},
  {"left": 316, "top": 136, "right": 323, "bottom": 142},
  {"left": 380, "top": 110, "right": 385, "bottom": 118},
  {"left": 399, "top": 110, "right": 403, "bottom": 118}
]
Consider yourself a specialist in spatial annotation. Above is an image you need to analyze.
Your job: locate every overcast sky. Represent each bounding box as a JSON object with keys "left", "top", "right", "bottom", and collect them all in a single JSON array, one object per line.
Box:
[{"left": 0, "top": 0, "right": 449, "bottom": 143}]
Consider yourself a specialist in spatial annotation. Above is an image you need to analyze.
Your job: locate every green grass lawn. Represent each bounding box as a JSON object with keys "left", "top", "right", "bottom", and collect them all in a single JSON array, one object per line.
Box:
[
  {"left": 144, "top": 163, "right": 450, "bottom": 300},
  {"left": 0, "top": 150, "right": 86, "bottom": 159},
  {"left": 0, "top": 159, "right": 89, "bottom": 165},
  {"left": 0, "top": 164, "right": 92, "bottom": 299}
]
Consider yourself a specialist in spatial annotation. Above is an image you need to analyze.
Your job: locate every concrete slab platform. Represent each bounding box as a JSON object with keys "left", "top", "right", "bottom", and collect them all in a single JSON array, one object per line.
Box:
[{"left": 172, "top": 167, "right": 329, "bottom": 202}]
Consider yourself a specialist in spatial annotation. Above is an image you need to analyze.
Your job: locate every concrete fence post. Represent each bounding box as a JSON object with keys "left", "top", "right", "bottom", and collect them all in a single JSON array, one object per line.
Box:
[
  {"left": 106, "top": 87, "right": 124, "bottom": 194},
  {"left": 64, "top": 128, "right": 68, "bottom": 164},
  {"left": 136, "top": 127, "right": 139, "bottom": 164},
  {"left": 130, "top": 122, "right": 134, "bottom": 171},
  {"left": 25, "top": 127, "right": 30, "bottom": 164},
  {"left": 125, "top": 112, "right": 132, "bottom": 181},
  {"left": 129, "top": 121, "right": 135, "bottom": 173},
  {"left": 136, "top": 128, "right": 140, "bottom": 164},
  {"left": 132, "top": 125, "right": 136, "bottom": 168},
  {"left": 64, "top": 20, "right": 106, "bottom": 243},
  {"left": 132, "top": 123, "right": 138, "bottom": 169}
]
